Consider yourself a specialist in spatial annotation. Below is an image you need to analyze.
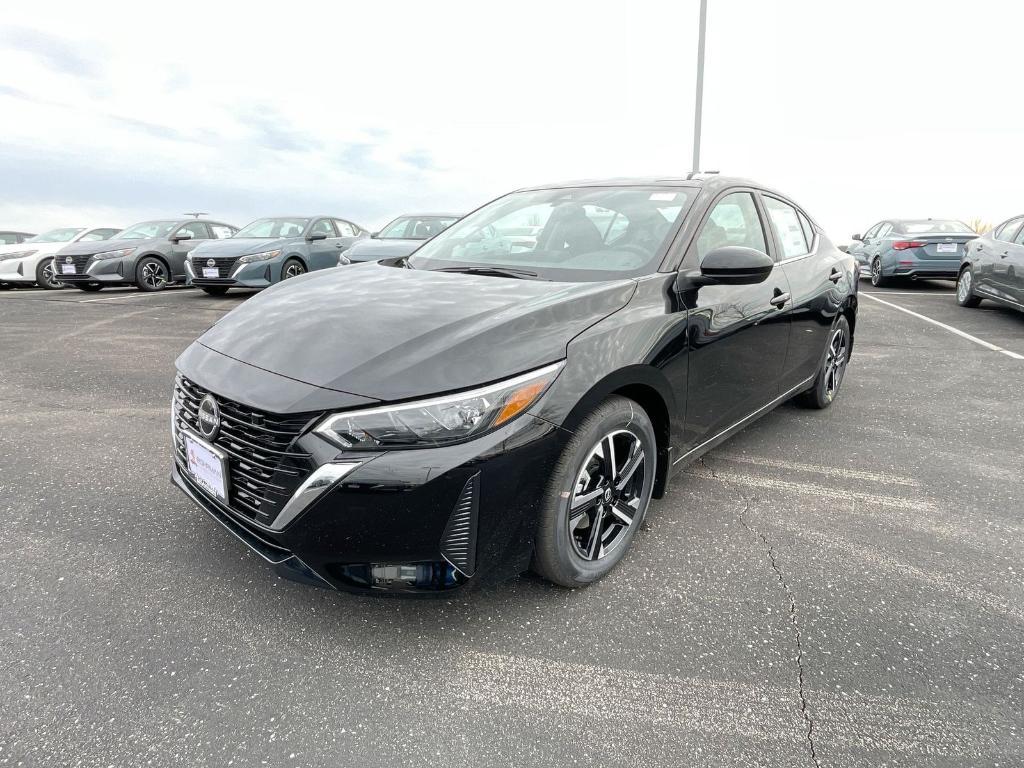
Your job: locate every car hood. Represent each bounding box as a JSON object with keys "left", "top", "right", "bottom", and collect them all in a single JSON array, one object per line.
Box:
[
  {"left": 346, "top": 238, "right": 424, "bottom": 261},
  {"left": 197, "top": 261, "right": 636, "bottom": 401},
  {"left": 190, "top": 238, "right": 297, "bottom": 257},
  {"left": 59, "top": 237, "right": 162, "bottom": 255}
]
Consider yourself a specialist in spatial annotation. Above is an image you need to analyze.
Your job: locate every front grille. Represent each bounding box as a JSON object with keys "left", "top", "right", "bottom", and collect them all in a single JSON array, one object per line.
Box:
[
  {"left": 192, "top": 256, "right": 240, "bottom": 279},
  {"left": 173, "top": 375, "right": 321, "bottom": 527},
  {"left": 57, "top": 253, "right": 93, "bottom": 278}
]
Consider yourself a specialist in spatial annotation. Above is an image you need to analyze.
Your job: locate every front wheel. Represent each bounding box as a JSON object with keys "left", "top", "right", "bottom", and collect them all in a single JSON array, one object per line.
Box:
[
  {"left": 956, "top": 267, "right": 982, "bottom": 308},
  {"left": 136, "top": 256, "right": 169, "bottom": 291},
  {"left": 36, "top": 258, "right": 64, "bottom": 290},
  {"left": 281, "top": 258, "right": 306, "bottom": 280},
  {"left": 797, "top": 315, "right": 851, "bottom": 409},
  {"left": 532, "top": 395, "right": 656, "bottom": 588},
  {"left": 870, "top": 257, "right": 890, "bottom": 287}
]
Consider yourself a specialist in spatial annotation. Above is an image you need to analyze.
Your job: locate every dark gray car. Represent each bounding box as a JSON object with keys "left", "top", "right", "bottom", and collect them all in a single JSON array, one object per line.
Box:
[
  {"left": 55, "top": 219, "right": 238, "bottom": 292},
  {"left": 343, "top": 213, "right": 461, "bottom": 263},
  {"left": 186, "top": 216, "right": 367, "bottom": 295},
  {"left": 957, "top": 215, "right": 1024, "bottom": 312},
  {"left": 849, "top": 219, "right": 976, "bottom": 287}
]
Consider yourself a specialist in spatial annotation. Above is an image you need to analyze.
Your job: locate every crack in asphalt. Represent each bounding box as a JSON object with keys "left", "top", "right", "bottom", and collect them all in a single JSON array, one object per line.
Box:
[
  {"left": 699, "top": 457, "right": 821, "bottom": 766},
  {"left": 739, "top": 503, "right": 821, "bottom": 768}
]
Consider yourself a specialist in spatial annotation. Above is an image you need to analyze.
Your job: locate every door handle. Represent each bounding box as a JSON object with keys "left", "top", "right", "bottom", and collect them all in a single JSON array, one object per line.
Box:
[
  {"left": 769, "top": 290, "right": 790, "bottom": 308},
  {"left": 1001, "top": 252, "right": 1009, "bottom": 258},
  {"left": 334, "top": 243, "right": 344, "bottom": 248},
  {"left": 828, "top": 268, "right": 842, "bottom": 284}
]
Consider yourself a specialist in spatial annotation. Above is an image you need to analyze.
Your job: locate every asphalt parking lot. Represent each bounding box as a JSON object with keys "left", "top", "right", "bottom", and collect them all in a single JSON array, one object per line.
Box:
[{"left": 1, "top": 280, "right": 1022, "bottom": 767}]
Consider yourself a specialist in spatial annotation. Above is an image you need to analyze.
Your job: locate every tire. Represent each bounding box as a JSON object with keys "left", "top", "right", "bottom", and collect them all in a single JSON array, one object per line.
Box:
[
  {"left": 135, "top": 256, "right": 170, "bottom": 292},
  {"left": 797, "top": 314, "right": 852, "bottom": 409},
  {"left": 74, "top": 283, "right": 103, "bottom": 292},
  {"left": 532, "top": 395, "right": 657, "bottom": 588},
  {"left": 200, "top": 286, "right": 229, "bottom": 296},
  {"left": 281, "top": 258, "right": 306, "bottom": 280},
  {"left": 36, "top": 258, "right": 64, "bottom": 290},
  {"left": 956, "top": 267, "right": 982, "bottom": 308},
  {"left": 869, "top": 257, "right": 890, "bottom": 287}
]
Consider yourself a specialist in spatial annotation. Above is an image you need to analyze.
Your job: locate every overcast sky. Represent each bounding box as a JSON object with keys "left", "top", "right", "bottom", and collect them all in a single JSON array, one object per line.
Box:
[{"left": 1, "top": 1, "right": 1021, "bottom": 239}]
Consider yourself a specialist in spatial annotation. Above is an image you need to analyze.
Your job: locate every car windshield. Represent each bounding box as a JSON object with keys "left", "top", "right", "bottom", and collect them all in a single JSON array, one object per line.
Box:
[
  {"left": 408, "top": 187, "right": 692, "bottom": 281},
  {"left": 26, "top": 228, "right": 84, "bottom": 243},
  {"left": 898, "top": 220, "right": 974, "bottom": 235},
  {"left": 118, "top": 221, "right": 179, "bottom": 240},
  {"left": 235, "top": 218, "right": 310, "bottom": 238},
  {"left": 378, "top": 216, "right": 459, "bottom": 240}
]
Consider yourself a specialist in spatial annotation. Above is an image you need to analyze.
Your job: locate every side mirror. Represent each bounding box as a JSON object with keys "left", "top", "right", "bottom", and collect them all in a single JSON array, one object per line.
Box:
[
  {"left": 851, "top": 233, "right": 863, "bottom": 241},
  {"left": 370, "top": 231, "right": 379, "bottom": 238},
  {"left": 307, "top": 232, "right": 328, "bottom": 241},
  {"left": 171, "top": 231, "right": 194, "bottom": 243},
  {"left": 677, "top": 246, "right": 774, "bottom": 290}
]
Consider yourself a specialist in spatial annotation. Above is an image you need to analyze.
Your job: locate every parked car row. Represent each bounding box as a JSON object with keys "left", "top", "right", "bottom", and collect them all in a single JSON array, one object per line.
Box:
[
  {"left": 847, "top": 214, "right": 1024, "bottom": 314},
  {"left": 0, "top": 213, "right": 461, "bottom": 293}
]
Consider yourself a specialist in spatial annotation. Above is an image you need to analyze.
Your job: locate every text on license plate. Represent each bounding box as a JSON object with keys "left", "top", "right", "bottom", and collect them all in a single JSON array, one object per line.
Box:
[
  {"left": 184, "top": 433, "right": 228, "bottom": 501},
  {"left": 61, "top": 265, "right": 76, "bottom": 274},
  {"left": 202, "top": 267, "right": 219, "bottom": 278},
  {"left": 936, "top": 243, "right": 958, "bottom": 253}
]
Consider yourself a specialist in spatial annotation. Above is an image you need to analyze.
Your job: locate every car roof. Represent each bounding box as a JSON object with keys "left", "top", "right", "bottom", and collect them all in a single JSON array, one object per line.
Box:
[
  {"left": 514, "top": 174, "right": 782, "bottom": 196},
  {"left": 389, "top": 212, "right": 464, "bottom": 218}
]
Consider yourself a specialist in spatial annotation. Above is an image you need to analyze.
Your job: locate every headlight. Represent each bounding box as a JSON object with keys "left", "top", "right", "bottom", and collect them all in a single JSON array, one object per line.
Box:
[
  {"left": 93, "top": 247, "right": 135, "bottom": 260},
  {"left": 0, "top": 250, "right": 37, "bottom": 261},
  {"left": 238, "top": 249, "right": 281, "bottom": 264},
  {"left": 314, "top": 361, "right": 564, "bottom": 450}
]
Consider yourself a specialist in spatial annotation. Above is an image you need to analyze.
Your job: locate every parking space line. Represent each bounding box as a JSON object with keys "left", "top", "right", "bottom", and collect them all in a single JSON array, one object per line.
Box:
[
  {"left": 860, "top": 292, "right": 1024, "bottom": 360},
  {"left": 861, "top": 291, "right": 952, "bottom": 296},
  {"left": 78, "top": 289, "right": 197, "bottom": 303}
]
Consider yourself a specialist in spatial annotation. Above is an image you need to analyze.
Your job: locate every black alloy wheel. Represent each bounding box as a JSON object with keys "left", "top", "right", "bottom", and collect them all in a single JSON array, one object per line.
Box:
[
  {"left": 798, "top": 314, "right": 851, "bottom": 409},
  {"left": 282, "top": 258, "right": 306, "bottom": 280},
  {"left": 136, "top": 257, "right": 169, "bottom": 291},
  {"left": 870, "top": 257, "right": 890, "bottom": 288},
  {"left": 532, "top": 395, "right": 656, "bottom": 587},
  {"left": 36, "top": 258, "right": 64, "bottom": 290}
]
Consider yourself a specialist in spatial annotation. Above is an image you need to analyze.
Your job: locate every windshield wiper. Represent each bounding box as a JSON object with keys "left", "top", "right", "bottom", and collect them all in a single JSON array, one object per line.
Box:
[{"left": 432, "top": 266, "right": 541, "bottom": 279}]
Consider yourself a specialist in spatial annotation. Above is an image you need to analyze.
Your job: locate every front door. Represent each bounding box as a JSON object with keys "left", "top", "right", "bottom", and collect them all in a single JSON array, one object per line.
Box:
[
  {"left": 680, "top": 190, "right": 792, "bottom": 449},
  {"left": 170, "top": 222, "right": 212, "bottom": 281},
  {"left": 307, "top": 218, "right": 343, "bottom": 271}
]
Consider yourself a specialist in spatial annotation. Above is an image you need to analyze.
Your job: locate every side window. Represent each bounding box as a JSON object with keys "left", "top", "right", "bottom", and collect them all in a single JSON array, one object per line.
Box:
[
  {"left": 863, "top": 223, "right": 881, "bottom": 240},
  {"left": 333, "top": 219, "right": 356, "bottom": 237},
  {"left": 996, "top": 218, "right": 1023, "bottom": 243},
  {"left": 177, "top": 222, "right": 211, "bottom": 240},
  {"left": 764, "top": 197, "right": 809, "bottom": 259},
  {"left": 310, "top": 219, "right": 336, "bottom": 237},
  {"left": 210, "top": 224, "right": 235, "bottom": 239},
  {"left": 695, "top": 192, "right": 767, "bottom": 262},
  {"left": 876, "top": 223, "right": 893, "bottom": 239},
  {"left": 798, "top": 211, "right": 815, "bottom": 249},
  {"left": 79, "top": 228, "right": 121, "bottom": 242},
  {"left": 1014, "top": 224, "right": 1024, "bottom": 246},
  {"left": 0, "top": 234, "right": 16, "bottom": 244}
]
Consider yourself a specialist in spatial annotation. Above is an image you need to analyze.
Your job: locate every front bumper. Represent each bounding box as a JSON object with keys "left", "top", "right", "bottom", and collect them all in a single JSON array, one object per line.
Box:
[
  {"left": 171, "top": 383, "right": 568, "bottom": 594},
  {"left": 186, "top": 258, "right": 276, "bottom": 289},
  {"left": 0, "top": 257, "right": 36, "bottom": 283},
  {"left": 58, "top": 256, "right": 133, "bottom": 284}
]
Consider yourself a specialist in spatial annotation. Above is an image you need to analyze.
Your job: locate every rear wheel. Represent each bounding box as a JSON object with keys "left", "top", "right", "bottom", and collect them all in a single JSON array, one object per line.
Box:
[
  {"left": 281, "top": 258, "right": 306, "bottom": 280},
  {"left": 870, "top": 257, "right": 890, "bottom": 287},
  {"left": 797, "top": 315, "right": 851, "bottom": 409},
  {"left": 200, "top": 286, "right": 229, "bottom": 296},
  {"left": 956, "top": 267, "right": 982, "bottom": 308},
  {"left": 532, "top": 396, "right": 656, "bottom": 588},
  {"left": 74, "top": 283, "right": 103, "bottom": 292},
  {"left": 36, "top": 258, "right": 64, "bottom": 290},
  {"left": 136, "top": 256, "right": 169, "bottom": 291}
]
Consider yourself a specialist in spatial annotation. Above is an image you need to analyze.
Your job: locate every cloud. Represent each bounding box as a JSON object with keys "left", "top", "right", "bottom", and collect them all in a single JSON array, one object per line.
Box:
[{"left": 0, "top": 25, "right": 103, "bottom": 79}]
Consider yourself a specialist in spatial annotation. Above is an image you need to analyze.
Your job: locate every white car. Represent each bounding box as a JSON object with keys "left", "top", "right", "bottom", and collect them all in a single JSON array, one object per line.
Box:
[{"left": 0, "top": 226, "right": 123, "bottom": 289}]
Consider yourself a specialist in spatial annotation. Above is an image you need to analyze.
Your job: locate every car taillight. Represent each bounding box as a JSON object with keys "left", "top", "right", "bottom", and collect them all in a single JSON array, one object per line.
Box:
[{"left": 893, "top": 240, "right": 927, "bottom": 250}]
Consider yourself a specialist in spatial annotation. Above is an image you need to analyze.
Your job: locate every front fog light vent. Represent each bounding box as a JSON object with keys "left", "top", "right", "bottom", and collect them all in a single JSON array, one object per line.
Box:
[{"left": 440, "top": 472, "right": 480, "bottom": 577}]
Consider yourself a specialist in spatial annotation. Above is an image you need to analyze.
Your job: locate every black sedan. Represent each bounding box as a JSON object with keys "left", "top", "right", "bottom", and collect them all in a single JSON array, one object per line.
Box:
[
  {"left": 171, "top": 176, "right": 857, "bottom": 594},
  {"left": 957, "top": 215, "right": 1024, "bottom": 312}
]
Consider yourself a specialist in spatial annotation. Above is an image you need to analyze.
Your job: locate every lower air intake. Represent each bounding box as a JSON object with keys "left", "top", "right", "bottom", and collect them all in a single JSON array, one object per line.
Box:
[{"left": 440, "top": 472, "right": 480, "bottom": 577}]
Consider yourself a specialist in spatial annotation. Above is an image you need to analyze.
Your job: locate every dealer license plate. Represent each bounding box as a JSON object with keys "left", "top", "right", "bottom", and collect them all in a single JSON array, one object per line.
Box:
[
  {"left": 202, "top": 267, "right": 219, "bottom": 278},
  {"left": 184, "top": 432, "right": 229, "bottom": 501}
]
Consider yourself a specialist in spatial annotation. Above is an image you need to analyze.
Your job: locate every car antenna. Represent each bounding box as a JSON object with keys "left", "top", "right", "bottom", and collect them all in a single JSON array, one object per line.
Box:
[{"left": 183, "top": 212, "right": 208, "bottom": 219}]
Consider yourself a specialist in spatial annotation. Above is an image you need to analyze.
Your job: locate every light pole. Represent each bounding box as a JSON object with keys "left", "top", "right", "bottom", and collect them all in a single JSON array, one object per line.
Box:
[{"left": 691, "top": 0, "right": 708, "bottom": 173}]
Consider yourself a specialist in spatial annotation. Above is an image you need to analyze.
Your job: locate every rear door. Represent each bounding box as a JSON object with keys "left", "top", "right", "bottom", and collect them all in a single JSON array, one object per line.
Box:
[
  {"left": 333, "top": 219, "right": 365, "bottom": 253},
  {"left": 763, "top": 195, "right": 840, "bottom": 390},
  {"left": 681, "top": 190, "right": 792, "bottom": 447}
]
